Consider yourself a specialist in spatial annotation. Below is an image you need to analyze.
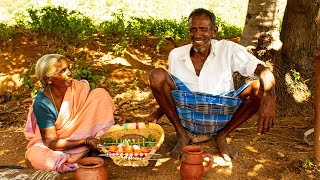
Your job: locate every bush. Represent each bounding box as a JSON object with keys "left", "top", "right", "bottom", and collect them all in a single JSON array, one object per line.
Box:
[
  {"left": 217, "top": 16, "right": 242, "bottom": 39},
  {"left": 0, "top": 23, "right": 13, "bottom": 40},
  {"left": 27, "top": 6, "right": 96, "bottom": 45}
]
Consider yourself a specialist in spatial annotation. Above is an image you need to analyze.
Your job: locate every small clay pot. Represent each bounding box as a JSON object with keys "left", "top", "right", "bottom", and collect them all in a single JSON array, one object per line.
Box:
[
  {"left": 74, "top": 157, "right": 108, "bottom": 180},
  {"left": 180, "top": 145, "right": 213, "bottom": 180}
]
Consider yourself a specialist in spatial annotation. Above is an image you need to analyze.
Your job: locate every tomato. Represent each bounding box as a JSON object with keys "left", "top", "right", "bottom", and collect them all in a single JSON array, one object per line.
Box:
[
  {"left": 140, "top": 147, "right": 151, "bottom": 153},
  {"left": 109, "top": 145, "right": 118, "bottom": 152}
]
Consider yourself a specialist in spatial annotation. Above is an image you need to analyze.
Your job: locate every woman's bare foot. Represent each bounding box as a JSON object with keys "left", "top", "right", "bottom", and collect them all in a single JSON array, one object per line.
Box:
[
  {"left": 170, "top": 137, "right": 189, "bottom": 159},
  {"left": 215, "top": 135, "right": 238, "bottom": 162}
]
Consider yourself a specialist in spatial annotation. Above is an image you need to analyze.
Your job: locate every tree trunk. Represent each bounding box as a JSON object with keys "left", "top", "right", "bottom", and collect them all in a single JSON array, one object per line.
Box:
[
  {"left": 276, "top": 0, "right": 319, "bottom": 116},
  {"left": 240, "top": 0, "right": 283, "bottom": 49},
  {"left": 235, "top": 0, "right": 284, "bottom": 92}
]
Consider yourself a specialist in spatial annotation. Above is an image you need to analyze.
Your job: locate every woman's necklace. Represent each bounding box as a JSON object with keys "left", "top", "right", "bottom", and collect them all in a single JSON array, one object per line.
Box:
[{"left": 48, "top": 86, "right": 58, "bottom": 114}]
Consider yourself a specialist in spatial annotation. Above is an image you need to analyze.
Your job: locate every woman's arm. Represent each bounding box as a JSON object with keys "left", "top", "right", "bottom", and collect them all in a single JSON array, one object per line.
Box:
[{"left": 39, "top": 127, "right": 100, "bottom": 151}]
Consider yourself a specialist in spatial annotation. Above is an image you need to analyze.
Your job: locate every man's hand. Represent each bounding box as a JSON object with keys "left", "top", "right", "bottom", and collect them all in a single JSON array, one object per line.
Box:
[
  {"left": 257, "top": 91, "right": 276, "bottom": 134},
  {"left": 254, "top": 64, "right": 276, "bottom": 135}
]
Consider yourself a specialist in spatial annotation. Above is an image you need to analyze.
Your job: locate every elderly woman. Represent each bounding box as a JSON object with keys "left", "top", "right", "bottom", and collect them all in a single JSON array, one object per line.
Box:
[{"left": 24, "top": 54, "right": 115, "bottom": 172}]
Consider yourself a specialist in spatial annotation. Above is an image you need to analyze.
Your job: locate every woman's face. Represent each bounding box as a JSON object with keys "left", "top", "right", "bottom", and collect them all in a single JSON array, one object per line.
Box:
[{"left": 49, "top": 58, "right": 73, "bottom": 88}]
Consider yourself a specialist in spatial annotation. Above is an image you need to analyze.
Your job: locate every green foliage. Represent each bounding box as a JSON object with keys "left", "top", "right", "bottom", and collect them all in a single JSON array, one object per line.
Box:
[
  {"left": 0, "top": 23, "right": 13, "bottom": 40},
  {"left": 216, "top": 16, "right": 243, "bottom": 39},
  {"left": 2, "top": 6, "right": 242, "bottom": 53},
  {"left": 26, "top": 6, "right": 96, "bottom": 45},
  {"left": 303, "top": 158, "right": 315, "bottom": 168},
  {"left": 70, "top": 57, "right": 99, "bottom": 89},
  {"left": 99, "top": 12, "right": 189, "bottom": 53},
  {"left": 73, "top": 68, "right": 99, "bottom": 89},
  {"left": 20, "top": 64, "right": 36, "bottom": 89},
  {"left": 98, "top": 10, "right": 242, "bottom": 53},
  {"left": 2, "top": 92, "right": 23, "bottom": 102},
  {"left": 20, "top": 64, "right": 40, "bottom": 98},
  {"left": 113, "top": 40, "right": 128, "bottom": 56},
  {"left": 99, "top": 11, "right": 126, "bottom": 37},
  {"left": 290, "top": 69, "right": 301, "bottom": 81}
]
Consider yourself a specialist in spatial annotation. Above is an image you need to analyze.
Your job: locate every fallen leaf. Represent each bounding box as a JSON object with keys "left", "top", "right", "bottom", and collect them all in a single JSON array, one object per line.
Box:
[
  {"left": 277, "top": 152, "right": 285, "bottom": 158},
  {"left": 22, "top": 98, "right": 33, "bottom": 103},
  {"left": 18, "top": 159, "right": 26, "bottom": 165}
]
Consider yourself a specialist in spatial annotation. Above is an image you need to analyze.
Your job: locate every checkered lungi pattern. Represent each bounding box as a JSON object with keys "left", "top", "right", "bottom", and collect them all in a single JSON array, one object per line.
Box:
[{"left": 170, "top": 74, "right": 250, "bottom": 134}]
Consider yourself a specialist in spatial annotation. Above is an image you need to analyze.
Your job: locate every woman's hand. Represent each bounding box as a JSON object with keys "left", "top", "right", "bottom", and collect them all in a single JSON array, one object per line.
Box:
[{"left": 86, "top": 137, "right": 103, "bottom": 152}]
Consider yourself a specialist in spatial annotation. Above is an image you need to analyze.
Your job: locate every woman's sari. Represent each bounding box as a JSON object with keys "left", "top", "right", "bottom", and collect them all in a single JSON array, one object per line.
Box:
[{"left": 24, "top": 80, "right": 115, "bottom": 172}]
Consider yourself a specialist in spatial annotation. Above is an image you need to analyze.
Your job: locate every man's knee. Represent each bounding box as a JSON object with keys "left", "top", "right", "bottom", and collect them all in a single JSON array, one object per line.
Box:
[{"left": 149, "top": 68, "right": 168, "bottom": 88}]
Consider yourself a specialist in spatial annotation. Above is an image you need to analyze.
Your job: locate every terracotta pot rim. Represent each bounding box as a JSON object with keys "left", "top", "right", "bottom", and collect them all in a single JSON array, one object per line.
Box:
[
  {"left": 78, "top": 157, "right": 105, "bottom": 169},
  {"left": 183, "top": 145, "right": 203, "bottom": 154}
]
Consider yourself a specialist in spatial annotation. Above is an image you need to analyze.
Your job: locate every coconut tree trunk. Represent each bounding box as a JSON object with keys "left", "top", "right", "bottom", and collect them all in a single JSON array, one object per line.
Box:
[
  {"left": 278, "top": 0, "right": 320, "bottom": 163},
  {"left": 275, "top": 0, "right": 319, "bottom": 116},
  {"left": 280, "top": 0, "right": 319, "bottom": 74},
  {"left": 240, "top": 0, "right": 283, "bottom": 49},
  {"left": 235, "top": 0, "right": 283, "bottom": 92},
  {"left": 312, "top": 0, "right": 320, "bottom": 166}
]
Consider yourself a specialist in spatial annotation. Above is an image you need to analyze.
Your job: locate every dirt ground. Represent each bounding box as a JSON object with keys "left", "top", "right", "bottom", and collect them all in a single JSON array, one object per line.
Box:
[{"left": 0, "top": 29, "right": 319, "bottom": 179}]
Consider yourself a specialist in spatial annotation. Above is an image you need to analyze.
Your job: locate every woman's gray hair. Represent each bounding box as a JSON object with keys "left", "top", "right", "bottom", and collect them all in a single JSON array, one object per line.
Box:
[{"left": 35, "top": 54, "right": 63, "bottom": 87}]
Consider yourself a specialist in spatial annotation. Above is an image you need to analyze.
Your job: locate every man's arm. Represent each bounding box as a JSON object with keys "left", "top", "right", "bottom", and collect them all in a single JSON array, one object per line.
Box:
[{"left": 254, "top": 64, "right": 276, "bottom": 134}]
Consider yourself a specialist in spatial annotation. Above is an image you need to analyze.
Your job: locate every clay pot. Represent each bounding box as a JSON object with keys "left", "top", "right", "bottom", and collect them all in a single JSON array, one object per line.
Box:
[
  {"left": 180, "top": 145, "right": 213, "bottom": 180},
  {"left": 74, "top": 157, "right": 108, "bottom": 180}
]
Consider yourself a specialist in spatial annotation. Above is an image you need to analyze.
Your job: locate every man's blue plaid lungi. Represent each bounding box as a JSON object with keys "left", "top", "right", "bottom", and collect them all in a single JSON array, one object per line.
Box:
[{"left": 170, "top": 74, "right": 250, "bottom": 134}]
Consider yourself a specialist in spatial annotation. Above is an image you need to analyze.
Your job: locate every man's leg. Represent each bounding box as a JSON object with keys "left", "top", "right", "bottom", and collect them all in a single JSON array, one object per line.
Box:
[
  {"left": 215, "top": 80, "right": 264, "bottom": 161},
  {"left": 149, "top": 68, "right": 189, "bottom": 158}
]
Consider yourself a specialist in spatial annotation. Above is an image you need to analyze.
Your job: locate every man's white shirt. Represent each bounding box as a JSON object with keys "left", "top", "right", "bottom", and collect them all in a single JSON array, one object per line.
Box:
[{"left": 168, "top": 39, "right": 266, "bottom": 95}]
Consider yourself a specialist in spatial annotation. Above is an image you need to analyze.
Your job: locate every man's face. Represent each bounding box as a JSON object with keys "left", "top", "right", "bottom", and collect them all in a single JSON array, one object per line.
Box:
[{"left": 188, "top": 14, "right": 217, "bottom": 52}]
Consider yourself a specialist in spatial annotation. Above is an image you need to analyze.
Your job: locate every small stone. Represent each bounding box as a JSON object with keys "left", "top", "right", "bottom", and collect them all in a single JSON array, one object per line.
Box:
[{"left": 277, "top": 152, "right": 285, "bottom": 158}]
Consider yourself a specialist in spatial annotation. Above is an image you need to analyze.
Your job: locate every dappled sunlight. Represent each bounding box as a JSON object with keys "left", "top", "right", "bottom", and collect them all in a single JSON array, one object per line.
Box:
[
  {"left": 114, "top": 89, "right": 151, "bottom": 102},
  {"left": 285, "top": 72, "right": 311, "bottom": 103},
  {"left": 154, "top": 157, "right": 171, "bottom": 167},
  {"left": 211, "top": 156, "right": 233, "bottom": 168},
  {"left": 0, "top": 46, "right": 32, "bottom": 94},
  {"left": 245, "top": 146, "right": 259, "bottom": 153},
  {"left": 256, "top": 158, "right": 267, "bottom": 164},
  {"left": 247, "top": 164, "right": 264, "bottom": 177},
  {"left": 126, "top": 50, "right": 153, "bottom": 65},
  {"left": 153, "top": 60, "right": 168, "bottom": 70},
  {"left": 266, "top": 61, "right": 274, "bottom": 72},
  {"left": 0, "top": 73, "right": 23, "bottom": 94},
  {"left": 0, "top": 149, "right": 9, "bottom": 157},
  {"left": 216, "top": 166, "right": 233, "bottom": 176},
  {"left": 110, "top": 68, "right": 138, "bottom": 83},
  {"left": 109, "top": 57, "right": 132, "bottom": 66}
]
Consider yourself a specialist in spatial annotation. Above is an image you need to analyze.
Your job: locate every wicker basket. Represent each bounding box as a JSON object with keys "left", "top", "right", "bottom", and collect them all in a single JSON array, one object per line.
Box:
[{"left": 98, "top": 122, "right": 165, "bottom": 167}]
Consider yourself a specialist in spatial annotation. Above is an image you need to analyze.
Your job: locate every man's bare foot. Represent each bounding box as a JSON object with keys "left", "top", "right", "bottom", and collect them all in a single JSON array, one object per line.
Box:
[
  {"left": 144, "top": 108, "right": 164, "bottom": 124},
  {"left": 215, "top": 135, "right": 238, "bottom": 162},
  {"left": 170, "top": 137, "right": 189, "bottom": 159}
]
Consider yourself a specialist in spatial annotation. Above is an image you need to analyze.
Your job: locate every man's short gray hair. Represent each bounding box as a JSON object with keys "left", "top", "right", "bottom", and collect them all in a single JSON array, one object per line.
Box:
[
  {"left": 35, "top": 54, "right": 63, "bottom": 87},
  {"left": 188, "top": 8, "right": 216, "bottom": 28}
]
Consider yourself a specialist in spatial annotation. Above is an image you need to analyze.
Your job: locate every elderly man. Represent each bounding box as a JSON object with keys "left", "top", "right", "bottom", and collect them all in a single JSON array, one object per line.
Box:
[{"left": 147, "top": 8, "right": 276, "bottom": 161}]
